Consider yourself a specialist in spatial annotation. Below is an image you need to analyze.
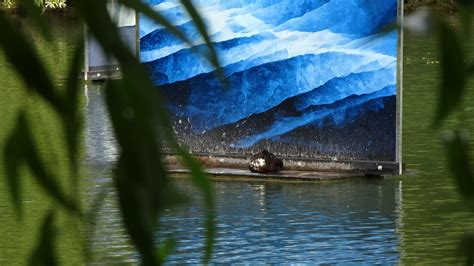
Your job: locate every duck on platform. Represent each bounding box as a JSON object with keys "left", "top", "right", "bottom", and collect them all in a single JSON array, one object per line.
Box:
[{"left": 249, "top": 150, "right": 283, "bottom": 174}]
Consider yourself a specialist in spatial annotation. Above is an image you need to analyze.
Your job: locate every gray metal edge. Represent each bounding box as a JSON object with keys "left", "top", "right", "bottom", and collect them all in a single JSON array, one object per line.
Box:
[
  {"left": 84, "top": 25, "right": 89, "bottom": 81},
  {"left": 136, "top": 10, "right": 140, "bottom": 59},
  {"left": 397, "top": 0, "right": 404, "bottom": 175}
]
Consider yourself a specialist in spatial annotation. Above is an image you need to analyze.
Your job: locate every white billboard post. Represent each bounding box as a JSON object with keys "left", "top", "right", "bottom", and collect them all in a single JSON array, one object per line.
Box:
[{"left": 84, "top": 1, "right": 137, "bottom": 81}]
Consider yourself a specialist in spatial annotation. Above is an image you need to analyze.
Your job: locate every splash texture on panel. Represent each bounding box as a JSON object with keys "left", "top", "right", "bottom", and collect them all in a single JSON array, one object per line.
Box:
[{"left": 140, "top": 0, "right": 398, "bottom": 161}]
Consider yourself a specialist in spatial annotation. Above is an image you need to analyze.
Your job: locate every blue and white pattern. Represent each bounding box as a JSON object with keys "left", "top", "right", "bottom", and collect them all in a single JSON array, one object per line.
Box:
[{"left": 140, "top": 0, "right": 399, "bottom": 160}]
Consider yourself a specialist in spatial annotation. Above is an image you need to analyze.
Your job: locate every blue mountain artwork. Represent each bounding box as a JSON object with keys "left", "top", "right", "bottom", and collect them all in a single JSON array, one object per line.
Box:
[{"left": 140, "top": 0, "right": 399, "bottom": 161}]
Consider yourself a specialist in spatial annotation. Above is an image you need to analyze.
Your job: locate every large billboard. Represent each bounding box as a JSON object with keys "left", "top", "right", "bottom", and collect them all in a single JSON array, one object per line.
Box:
[{"left": 139, "top": 0, "right": 403, "bottom": 174}]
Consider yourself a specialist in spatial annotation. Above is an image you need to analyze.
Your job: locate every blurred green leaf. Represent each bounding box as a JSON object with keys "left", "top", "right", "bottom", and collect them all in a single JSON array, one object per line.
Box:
[
  {"left": 76, "top": 0, "right": 159, "bottom": 93},
  {"left": 75, "top": 0, "right": 129, "bottom": 61},
  {"left": 18, "top": 0, "right": 52, "bottom": 40},
  {"left": 468, "top": 63, "right": 474, "bottom": 75},
  {"left": 114, "top": 156, "right": 159, "bottom": 265},
  {"left": 76, "top": 1, "right": 181, "bottom": 261},
  {"left": 105, "top": 79, "right": 186, "bottom": 265},
  {"left": 179, "top": 0, "right": 217, "bottom": 65},
  {"left": 77, "top": 1, "right": 216, "bottom": 263},
  {"left": 5, "top": 112, "right": 77, "bottom": 213},
  {"left": 459, "top": 234, "right": 474, "bottom": 265},
  {"left": 180, "top": 0, "right": 225, "bottom": 83},
  {"left": 156, "top": 238, "right": 177, "bottom": 264},
  {"left": 443, "top": 130, "right": 474, "bottom": 199},
  {"left": 120, "top": 0, "right": 226, "bottom": 86},
  {"left": 24, "top": 138, "right": 78, "bottom": 213},
  {"left": 173, "top": 145, "right": 215, "bottom": 264},
  {"left": 63, "top": 44, "right": 84, "bottom": 178},
  {"left": 118, "top": 0, "right": 194, "bottom": 48},
  {"left": 434, "top": 21, "right": 467, "bottom": 126},
  {"left": 457, "top": 0, "right": 474, "bottom": 8},
  {"left": 76, "top": 0, "right": 217, "bottom": 133},
  {"left": 4, "top": 111, "right": 29, "bottom": 216},
  {"left": 0, "top": 13, "right": 63, "bottom": 113},
  {"left": 134, "top": 5, "right": 218, "bottom": 258},
  {"left": 105, "top": 80, "right": 159, "bottom": 265},
  {"left": 460, "top": 7, "right": 472, "bottom": 39},
  {"left": 28, "top": 210, "right": 57, "bottom": 266}
]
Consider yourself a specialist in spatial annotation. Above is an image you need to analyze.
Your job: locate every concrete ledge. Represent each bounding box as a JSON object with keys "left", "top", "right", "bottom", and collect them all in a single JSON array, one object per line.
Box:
[{"left": 169, "top": 166, "right": 368, "bottom": 181}]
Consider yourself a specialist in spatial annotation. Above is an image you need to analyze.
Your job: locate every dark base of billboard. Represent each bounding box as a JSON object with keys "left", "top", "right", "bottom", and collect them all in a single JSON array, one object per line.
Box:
[{"left": 164, "top": 154, "right": 404, "bottom": 180}]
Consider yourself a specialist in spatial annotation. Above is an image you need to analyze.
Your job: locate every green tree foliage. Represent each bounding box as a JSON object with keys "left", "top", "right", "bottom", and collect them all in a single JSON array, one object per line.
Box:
[
  {"left": 0, "top": 0, "right": 219, "bottom": 265},
  {"left": 1, "top": 0, "right": 66, "bottom": 9}
]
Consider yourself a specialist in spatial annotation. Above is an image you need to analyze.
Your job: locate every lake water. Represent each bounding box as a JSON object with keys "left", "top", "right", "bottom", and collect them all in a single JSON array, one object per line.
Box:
[{"left": 1, "top": 16, "right": 474, "bottom": 265}]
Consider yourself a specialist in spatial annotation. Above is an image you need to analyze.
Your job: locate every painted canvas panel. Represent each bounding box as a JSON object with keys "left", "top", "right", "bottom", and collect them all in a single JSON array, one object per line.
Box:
[{"left": 139, "top": 0, "right": 400, "bottom": 162}]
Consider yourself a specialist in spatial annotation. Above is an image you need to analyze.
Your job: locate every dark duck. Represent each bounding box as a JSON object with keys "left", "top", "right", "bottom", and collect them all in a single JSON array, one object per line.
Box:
[{"left": 249, "top": 150, "right": 283, "bottom": 174}]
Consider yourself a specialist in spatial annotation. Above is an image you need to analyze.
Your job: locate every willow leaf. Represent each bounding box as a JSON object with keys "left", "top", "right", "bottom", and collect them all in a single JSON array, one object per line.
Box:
[
  {"left": 4, "top": 111, "right": 29, "bottom": 216},
  {"left": 28, "top": 211, "right": 57, "bottom": 266},
  {"left": 468, "top": 63, "right": 474, "bottom": 75},
  {"left": 119, "top": 0, "right": 193, "bottom": 48},
  {"left": 459, "top": 234, "right": 474, "bottom": 265},
  {"left": 173, "top": 145, "right": 215, "bottom": 264},
  {"left": 18, "top": 0, "right": 52, "bottom": 40},
  {"left": 63, "top": 44, "right": 84, "bottom": 178},
  {"left": 6, "top": 112, "right": 77, "bottom": 213},
  {"left": 180, "top": 0, "right": 225, "bottom": 81},
  {"left": 157, "top": 238, "right": 177, "bottom": 264},
  {"left": 0, "top": 14, "right": 62, "bottom": 113},
  {"left": 434, "top": 22, "right": 466, "bottom": 126},
  {"left": 443, "top": 130, "right": 474, "bottom": 199},
  {"left": 105, "top": 79, "right": 184, "bottom": 265}
]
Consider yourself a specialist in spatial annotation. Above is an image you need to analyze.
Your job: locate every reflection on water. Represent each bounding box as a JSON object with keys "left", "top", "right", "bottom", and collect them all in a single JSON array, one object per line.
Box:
[
  {"left": 84, "top": 165, "right": 138, "bottom": 265},
  {"left": 85, "top": 85, "right": 118, "bottom": 165},
  {"left": 159, "top": 180, "right": 402, "bottom": 264}
]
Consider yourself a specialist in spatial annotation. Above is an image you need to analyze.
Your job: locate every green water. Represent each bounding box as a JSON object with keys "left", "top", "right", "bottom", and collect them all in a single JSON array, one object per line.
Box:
[
  {"left": 1, "top": 17, "right": 474, "bottom": 264},
  {"left": 400, "top": 30, "right": 474, "bottom": 263}
]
